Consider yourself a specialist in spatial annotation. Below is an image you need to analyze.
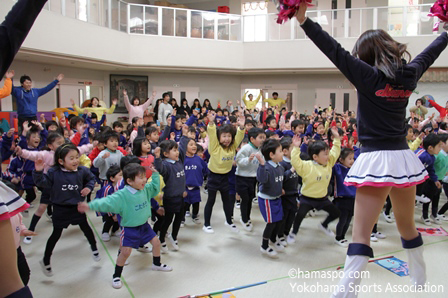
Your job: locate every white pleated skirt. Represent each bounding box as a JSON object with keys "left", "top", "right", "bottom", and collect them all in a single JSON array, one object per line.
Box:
[
  {"left": 345, "top": 149, "right": 428, "bottom": 188},
  {"left": 0, "top": 181, "right": 29, "bottom": 220}
]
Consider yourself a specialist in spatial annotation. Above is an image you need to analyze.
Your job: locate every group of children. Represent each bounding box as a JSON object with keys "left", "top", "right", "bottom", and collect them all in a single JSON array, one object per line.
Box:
[{"left": 2, "top": 91, "right": 448, "bottom": 290}]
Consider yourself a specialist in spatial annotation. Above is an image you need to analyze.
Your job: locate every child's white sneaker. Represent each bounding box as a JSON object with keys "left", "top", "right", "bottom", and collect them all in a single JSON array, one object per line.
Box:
[
  {"left": 225, "top": 221, "right": 239, "bottom": 233},
  {"left": 112, "top": 277, "right": 122, "bottom": 289},
  {"left": 430, "top": 214, "right": 442, "bottom": 224},
  {"left": 137, "top": 246, "right": 152, "bottom": 253},
  {"left": 202, "top": 225, "right": 214, "bottom": 234},
  {"left": 421, "top": 216, "right": 432, "bottom": 226},
  {"left": 318, "top": 223, "right": 335, "bottom": 237},
  {"left": 185, "top": 211, "right": 191, "bottom": 217},
  {"left": 334, "top": 238, "right": 349, "bottom": 247},
  {"left": 180, "top": 221, "right": 185, "bottom": 228},
  {"left": 287, "top": 233, "right": 296, "bottom": 244},
  {"left": 235, "top": 201, "right": 241, "bottom": 209},
  {"left": 92, "top": 250, "right": 101, "bottom": 262},
  {"left": 374, "top": 232, "right": 386, "bottom": 239},
  {"left": 151, "top": 264, "right": 173, "bottom": 272},
  {"left": 279, "top": 237, "right": 288, "bottom": 247},
  {"left": 416, "top": 195, "right": 431, "bottom": 203},
  {"left": 260, "top": 246, "right": 278, "bottom": 258},
  {"left": 240, "top": 218, "right": 253, "bottom": 232},
  {"left": 192, "top": 217, "right": 201, "bottom": 225},
  {"left": 39, "top": 259, "right": 53, "bottom": 277},
  {"left": 383, "top": 211, "right": 395, "bottom": 223},
  {"left": 273, "top": 241, "right": 285, "bottom": 253},
  {"left": 167, "top": 234, "right": 179, "bottom": 251},
  {"left": 252, "top": 197, "right": 258, "bottom": 204},
  {"left": 113, "top": 230, "right": 122, "bottom": 237},
  {"left": 370, "top": 233, "right": 378, "bottom": 242},
  {"left": 102, "top": 233, "right": 111, "bottom": 242},
  {"left": 23, "top": 236, "right": 33, "bottom": 244},
  {"left": 440, "top": 214, "right": 448, "bottom": 221},
  {"left": 160, "top": 242, "right": 169, "bottom": 254}
]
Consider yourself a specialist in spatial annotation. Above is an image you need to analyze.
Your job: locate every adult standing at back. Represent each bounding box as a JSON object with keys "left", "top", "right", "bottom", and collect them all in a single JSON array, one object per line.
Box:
[
  {"left": 158, "top": 92, "right": 173, "bottom": 127},
  {"left": 123, "top": 89, "right": 156, "bottom": 120},
  {"left": 264, "top": 92, "right": 289, "bottom": 108},
  {"left": 70, "top": 97, "right": 117, "bottom": 120},
  {"left": 12, "top": 73, "right": 64, "bottom": 131}
]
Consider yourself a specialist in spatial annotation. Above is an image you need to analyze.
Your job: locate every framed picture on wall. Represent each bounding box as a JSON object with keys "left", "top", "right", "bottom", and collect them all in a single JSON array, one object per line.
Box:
[{"left": 110, "top": 75, "right": 148, "bottom": 113}]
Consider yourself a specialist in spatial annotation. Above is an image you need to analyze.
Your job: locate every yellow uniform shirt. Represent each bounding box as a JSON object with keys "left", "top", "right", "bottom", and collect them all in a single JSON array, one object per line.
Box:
[
  {"left": 207, "top": 123, "right": 245, "bottom": 174},
  {"left": 408, "top": 138, "right": 422, "bottom": 151},
  {"left": 242, "top": 93, "right": 261, "bottom": 110},
  {"left": 73, "top": 104, "right": 116, "bottom": 119},
  {"left": 264, "top": 98, "right": 286, "bottom": 107},
  {"left": 291, "top": 139, "right": 341, "bottom": 198}
]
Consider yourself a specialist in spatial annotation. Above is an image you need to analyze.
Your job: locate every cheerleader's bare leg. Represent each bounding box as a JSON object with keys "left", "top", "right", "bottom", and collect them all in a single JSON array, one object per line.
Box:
[
  {"left": 332, "top": 186, "right": 390, "bottom": 298},
  {"left": 390, "top": 186, "right": 426, "bottom": 286}
]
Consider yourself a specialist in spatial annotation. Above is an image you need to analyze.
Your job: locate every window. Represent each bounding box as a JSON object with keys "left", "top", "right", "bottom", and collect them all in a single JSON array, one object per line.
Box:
[{"left": 242, "top": 2, "right": 267, "bottom": 42}]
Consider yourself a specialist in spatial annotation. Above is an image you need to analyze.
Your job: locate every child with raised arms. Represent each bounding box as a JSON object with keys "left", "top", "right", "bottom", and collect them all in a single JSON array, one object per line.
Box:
[
  {"left": 33, "top": 144, "right": 99, "bottom": 277},
  {"left": 78, "top": 163, "right": 170, "bottom": 289},
  {"left": 202, "top": 111, "right": 246, "bottom": 234},
  {"left": 288, "top": 128, "right": 341, "bottom": 244}
]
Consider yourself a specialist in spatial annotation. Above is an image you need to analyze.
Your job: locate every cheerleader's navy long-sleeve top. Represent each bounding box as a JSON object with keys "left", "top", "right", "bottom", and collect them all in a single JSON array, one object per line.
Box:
[
  {"left": 33, "top": 166, "right": 96, "bottom": 205},
  {"left": 301, "top": 18, "right": 448, "bottom": 153}
]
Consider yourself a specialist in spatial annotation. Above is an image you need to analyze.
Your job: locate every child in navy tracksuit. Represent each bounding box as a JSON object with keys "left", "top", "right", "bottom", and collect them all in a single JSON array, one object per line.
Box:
[
  {"left": 277, "top": 137, "right": 300, "bottom": 246},
  {"left": 95, "top": 165, "right": 122, "bottom": 241},
  {"left": 415, "top": 133, "right": 443, "bottom": 224},
  {"left": 83, "top": 112, "right": 106, "bottom": 133},
  {"left": 16, "top": 122, "right": 48, "bottom": 206},
  {"left": 154, "top": 137, "right": 187, "bottom": 252},
  {"left": 256, "top": 139, "right": 285, "bottom": 258},
  {"left": 333, "top": 148, "right": 356, "bottom": 247},
  {"left": 183, "top": 137, "right": 208, "bottom": 225},
  {"left": 33, "top": 143, "right": 99, "bottom": 276}
]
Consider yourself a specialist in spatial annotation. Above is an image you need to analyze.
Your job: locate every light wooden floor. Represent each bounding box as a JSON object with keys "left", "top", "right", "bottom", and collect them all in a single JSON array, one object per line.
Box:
[{"left": 21, "top": 188, "right": 448, "bottom": 298}]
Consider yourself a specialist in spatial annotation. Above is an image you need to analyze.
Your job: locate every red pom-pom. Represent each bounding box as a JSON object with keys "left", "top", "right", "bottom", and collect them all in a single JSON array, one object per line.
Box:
[
  {"left": 275, "top": 0, "right": 313, "bottom": 25},
  {"left": 428, "top": 0, "right": 448, "bottom": 31}
]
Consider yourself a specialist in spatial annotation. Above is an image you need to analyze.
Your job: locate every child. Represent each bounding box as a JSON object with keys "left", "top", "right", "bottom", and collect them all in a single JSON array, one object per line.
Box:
[
  {"left": 170, "top": 111, "right": 183, "bottom": 142},
  {"left": 256, "top": 139, "right": 284, "bottom": 258},
  {"left": 133, "top": 137, "right": 154, "bottom": 179},
  {"left": 294, "top": 3, "right": 447, "bottom": 290},
  {"left": 283, "top": 119, "right": 305, "bottom": 138},
  {"left": 154, "top": 137, "right": 188, "bottom": 252},
  {"left": 33, "top": 144, "right": 99, "bottom": 277},
  {"left": 203, "top": 111, "right": 246, "bottom": 234},
  {"left": 183, "top": 132, "right": 208, "bottom": 225},
  {"left": 235, "top": 127, "right": 266, "bottom": 231},
  {"left": 146, "top": 126, "right": 160, "bottom": 155},
  {"left": 93, "top": 131, "right": 124, "bottom": 185},
  {"left": 84, "top": 112, "right": 106, "bottom": 133},
  {"left": 289, "top": 128, "right": 341, "bottom": 243},
  {"left": 333, "top": 148, "right": 356, "bottom": 247},
  {"left": 278, "top": 137, "right": 300, "bottom": 246},
  {"left": 415, "top": 133, "right": 443, "bottom": 225},
  {"left": 113, "top": 121, "right": 127, "bottom": 148},
  {"left": 17, "top": 132, "right": 92, "bottom": 244},
  {"left": 78, "top": 163, "right": 171, "bottom": 289},
  {"left": 437, "top": 134, "right": 448, "bottom": 220},
  {"left": 265, "top": 115, "right": 282, "bottom": 138},
  {"left": 94, "top": 165, "right": 122, "bottom": 241}
]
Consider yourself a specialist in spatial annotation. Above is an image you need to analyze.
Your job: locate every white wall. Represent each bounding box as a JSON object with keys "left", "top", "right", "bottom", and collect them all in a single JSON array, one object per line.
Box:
[{"left": 3, "top": 0, "right": 447, "bottom": 72}]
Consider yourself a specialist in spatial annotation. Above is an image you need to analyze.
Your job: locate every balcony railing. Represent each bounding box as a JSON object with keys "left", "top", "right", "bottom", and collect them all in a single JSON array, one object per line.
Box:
[{"left": 43, "top": 1, "right": 441, "bottom": 42}]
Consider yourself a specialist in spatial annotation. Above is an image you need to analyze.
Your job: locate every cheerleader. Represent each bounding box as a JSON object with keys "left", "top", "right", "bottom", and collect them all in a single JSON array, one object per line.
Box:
[{"left": 295, "top": 3, "right": 448, "bottom": 295}]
